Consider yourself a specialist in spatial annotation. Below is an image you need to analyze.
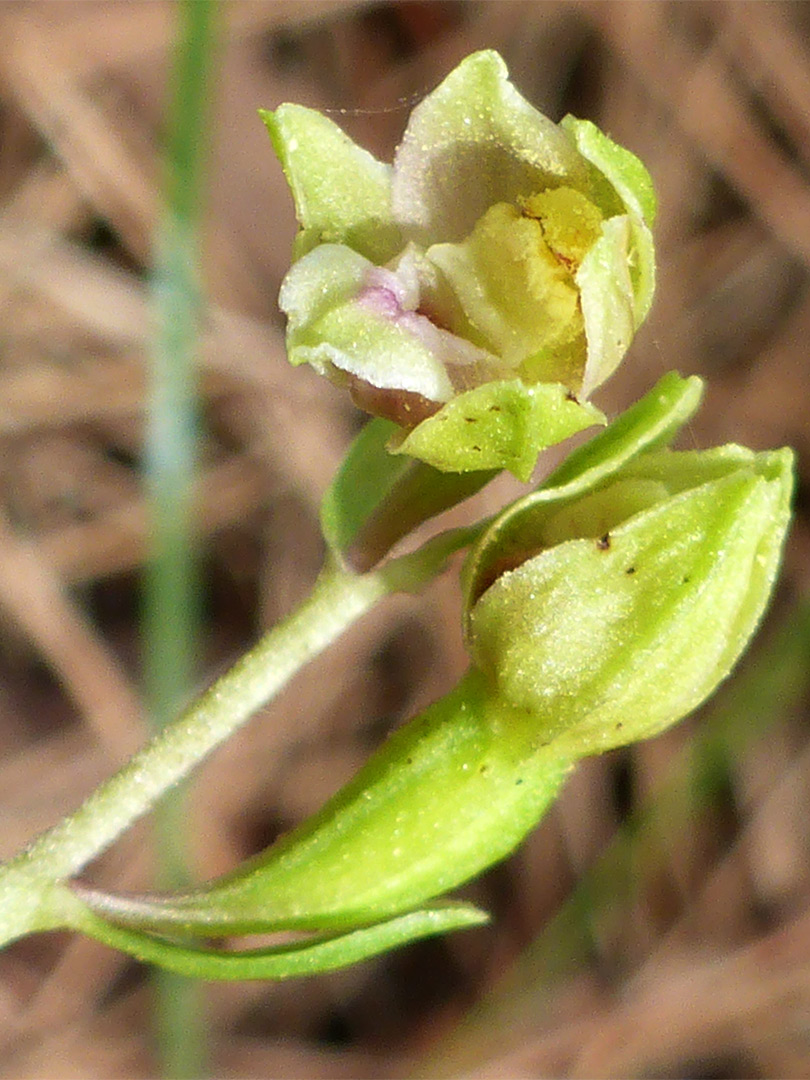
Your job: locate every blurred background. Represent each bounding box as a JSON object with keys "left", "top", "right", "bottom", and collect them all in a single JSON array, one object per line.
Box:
[{"left": 1, "top": 2, "right": 809, "bottom": 1076}]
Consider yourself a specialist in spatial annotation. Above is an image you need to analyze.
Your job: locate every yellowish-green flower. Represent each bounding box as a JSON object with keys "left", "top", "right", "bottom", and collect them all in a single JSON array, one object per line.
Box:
[{"left": 262, "top": 50, "right": 656, "bottom": 480}]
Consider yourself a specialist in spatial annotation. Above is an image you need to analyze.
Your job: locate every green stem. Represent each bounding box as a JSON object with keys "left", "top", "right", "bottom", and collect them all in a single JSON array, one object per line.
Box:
[
  {"left": 0, "top": 561, "right": 389, "bottom": 948},
  {"left": 146, "top": 1, "right": 217, "bottom": 1072}
]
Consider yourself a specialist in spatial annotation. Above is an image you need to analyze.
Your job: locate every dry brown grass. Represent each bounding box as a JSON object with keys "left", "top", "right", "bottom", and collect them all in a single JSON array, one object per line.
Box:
[{"left": 0, "top": 2, "right": 809, "bottom": 1076}]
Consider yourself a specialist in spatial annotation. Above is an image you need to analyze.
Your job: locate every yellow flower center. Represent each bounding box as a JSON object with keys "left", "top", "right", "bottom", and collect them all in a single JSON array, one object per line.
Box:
[
  {"left": 426, "top": 186, "right": 604, "bottom": 389},
  {"left": 518, "top": 186, "right": 604, "bottom": 269}
]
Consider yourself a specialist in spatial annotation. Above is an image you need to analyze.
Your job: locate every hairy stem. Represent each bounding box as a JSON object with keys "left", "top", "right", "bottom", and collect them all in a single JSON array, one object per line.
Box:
[{"left": 0, "top": 561, "right": 389, "bottom": 948}]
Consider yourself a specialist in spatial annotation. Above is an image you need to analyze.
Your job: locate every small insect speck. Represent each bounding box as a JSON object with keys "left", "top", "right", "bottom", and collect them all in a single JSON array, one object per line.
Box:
[
  {"left": 596, "top": 533, "right": 611, "bottom": 550},
  {"left": 625, "top": 566, "right": 636, "bottom": 575}
]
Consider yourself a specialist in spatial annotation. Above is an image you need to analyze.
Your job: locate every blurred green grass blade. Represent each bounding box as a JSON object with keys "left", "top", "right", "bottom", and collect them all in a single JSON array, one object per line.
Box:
[{"left": 144, "top": 1, "right": 218, "bottom": 1076}]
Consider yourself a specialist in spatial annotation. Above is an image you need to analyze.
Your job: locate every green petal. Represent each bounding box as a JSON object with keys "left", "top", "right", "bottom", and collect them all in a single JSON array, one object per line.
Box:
[
  {"left": 307, "top": 303, "right": 454, "bottom": 401},
  {"left": 279, "top": 242, "right": 370, "bottom": 339},
  {"left": 281, "top": 244, "right": 455, "bottom": 401},
  {"left": 561, "top": 115, "right": 657, "bottom": 227},
  {"left": 393, "top": 380, "right": 604, "bottom": 481},
  {"left": 577, "top": 216, "right": 637, "bottom": 397},
  {"left": 393, "top": 50, "right": 586, "bottom": 246},
  {"left": 628, "top": 215, "right": 656, "bottom": 326},
  {"left": 261, "top": 105, "right": 401, "bottom": 263}
]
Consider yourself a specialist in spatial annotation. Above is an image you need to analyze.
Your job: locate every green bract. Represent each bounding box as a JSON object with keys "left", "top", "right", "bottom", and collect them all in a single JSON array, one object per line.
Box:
[{"left": 262, "top": 50, "right": 656, "bottom": 480}]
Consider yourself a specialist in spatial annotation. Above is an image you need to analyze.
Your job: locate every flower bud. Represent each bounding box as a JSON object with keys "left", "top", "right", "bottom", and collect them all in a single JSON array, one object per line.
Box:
[
  {"left": 465, "top": 442, "right": 793, "bottom": 757},
  {"left": 262, "top": 50, "right": 656, "bottom": 480}
]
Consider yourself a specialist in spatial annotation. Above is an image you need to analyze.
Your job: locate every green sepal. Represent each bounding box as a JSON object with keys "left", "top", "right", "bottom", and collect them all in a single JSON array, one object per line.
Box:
[
  {"left": 392, "top": 50, "right": 586, "bottom": 246},
  {"left": 260, "top": 105, "right": 401, "bottom": 263},
  {"left": 561, "top": 114, "right": 657, "bottom": 226},
  {"left": 67, "top": 901, "right": 488, "bottom": 982},
  {"left": 393, "top": 380, "right": 605, "bottom": 481}
]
